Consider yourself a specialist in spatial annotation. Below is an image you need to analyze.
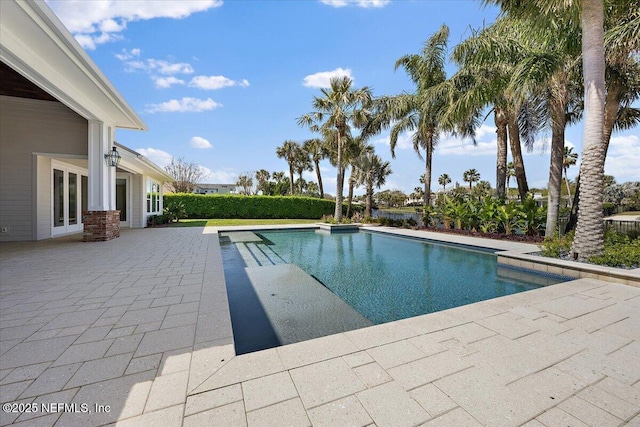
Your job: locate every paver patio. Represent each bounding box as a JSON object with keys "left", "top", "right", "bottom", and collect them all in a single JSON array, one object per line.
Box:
[{"left": 1, "top": 227, "right": 639, "bottom": 426}]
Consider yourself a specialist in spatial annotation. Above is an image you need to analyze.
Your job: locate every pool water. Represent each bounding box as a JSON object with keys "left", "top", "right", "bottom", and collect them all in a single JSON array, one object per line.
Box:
[{"left": 256, "top": 230, "right": 561, "bottom": 324}]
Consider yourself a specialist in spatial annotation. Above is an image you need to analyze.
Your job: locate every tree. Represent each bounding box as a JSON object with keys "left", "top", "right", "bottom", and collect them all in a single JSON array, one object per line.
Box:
[
  {"left": 302, "top": 138, "right": 328, "bottom": 198},
  {"left": 344, "top": 135, "right": 374, "bottom": 216},
  {"left": 236, "top": 174, "right": 253, "bottom": 195},
  {"left": 354, "top": 153, "right": 392, "bottom": 217},
  {"left": 276, "top": 140, "right": 299, "bottom": 195},
  {"left": 563, "top": 147, "right": 578, "bottom": 208},
  {"left": 292, "top": 145, "right": 313, "bottom": 194},
  {"left": 376, "top": 25, "right": 450, "bottom": 207},
  {"left": 482, "top": 0, "right": 607, "bottom": 261},
  {"left": 438, "top": 173, "right": 451, "bottom": 192},
  {"left": 255, "top": 169, "right": 271, "bottom": 195},
  {"left": 164, "top": 157, "right": 207, "bottom": 193},
  {"left": 298, "top": 76, "right": 373, "bottom": 222},
  {"left": 447, "top": 21, "right": 533, "bottom": 201},
  {"left": 463, "top": 169, "right": 481, "bottom": 190}
]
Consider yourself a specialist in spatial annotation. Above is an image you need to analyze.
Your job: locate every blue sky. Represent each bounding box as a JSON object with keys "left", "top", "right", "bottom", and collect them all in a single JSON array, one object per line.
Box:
[{"left": 47, "top": 0, "right": 638, "bottom": 195}]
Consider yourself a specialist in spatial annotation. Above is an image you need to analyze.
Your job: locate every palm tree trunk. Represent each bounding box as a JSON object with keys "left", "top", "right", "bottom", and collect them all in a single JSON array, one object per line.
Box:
[
  {"left": 334, "top": 131, "right": 344, "bottom": 221},
  {"left": 288, "top": 165, "right": 294, "bottom": 195},
  {"left": 572, "top": 0, "right": 606, "bottom": 261},
  {"left": 346, "top": 166, "right": 354, "bottom": 217},
  {"left": 365, "top": 181, "right": 373, "bottom": 218},
  {"left": 495, "top": 109, "right": 508, "bottom": 200},
  {"left": 298, "top": 172, "right": 303, "bottom": 194},
  {"left": 545, "top": 95, "right": 567, "bottom": 238},
  {"left": 507, "top": 116, "right": 529, "bottom": 201},
  {"left": 564, "top": 167, "right": 573, "bottom": 209},
  {"left": 565, "top": 76, "right": 620, "bottom": 234},
  {"left": 315, "top": 159, "right": 324, "bottom": 198},
  {"left": 423, "top": 136, "right": 434, "bottom": 206}
]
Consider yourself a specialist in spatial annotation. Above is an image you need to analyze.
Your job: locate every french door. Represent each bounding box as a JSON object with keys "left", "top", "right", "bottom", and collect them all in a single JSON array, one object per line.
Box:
[{"left": 52, "top": 161, "right": 87, "bottom": 236}]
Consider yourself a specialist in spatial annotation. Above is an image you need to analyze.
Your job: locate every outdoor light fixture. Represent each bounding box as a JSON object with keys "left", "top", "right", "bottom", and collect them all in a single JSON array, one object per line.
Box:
[{"left": 104, "top": 147, "right": 121, "bottom": 168}]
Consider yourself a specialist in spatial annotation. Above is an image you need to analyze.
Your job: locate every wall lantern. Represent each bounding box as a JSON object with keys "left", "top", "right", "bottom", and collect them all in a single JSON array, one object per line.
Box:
[{"left": 104, "top": 147, "right": 121, "bottom": 168}]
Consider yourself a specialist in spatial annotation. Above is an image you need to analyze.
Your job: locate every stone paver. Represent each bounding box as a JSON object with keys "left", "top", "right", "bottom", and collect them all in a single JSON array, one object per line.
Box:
[{"left": 1, "top": 226, "right": 639, "bottom": 426}]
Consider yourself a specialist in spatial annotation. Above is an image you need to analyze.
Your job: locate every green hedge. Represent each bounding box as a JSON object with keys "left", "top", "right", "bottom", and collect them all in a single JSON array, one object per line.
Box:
[{"left": 164, "top": 194, "right": 361, "bottom": 219}]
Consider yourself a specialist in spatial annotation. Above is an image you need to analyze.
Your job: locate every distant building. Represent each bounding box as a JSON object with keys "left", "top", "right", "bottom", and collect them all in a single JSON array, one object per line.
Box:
[{"left": 193, "top": 184, "right": 236, "bottom": 195}]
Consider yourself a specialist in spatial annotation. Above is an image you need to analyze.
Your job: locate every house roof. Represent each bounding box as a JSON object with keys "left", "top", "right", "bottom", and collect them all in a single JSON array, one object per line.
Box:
[{"left": 0, "top": 0, "right": 146, "bottom": 130}]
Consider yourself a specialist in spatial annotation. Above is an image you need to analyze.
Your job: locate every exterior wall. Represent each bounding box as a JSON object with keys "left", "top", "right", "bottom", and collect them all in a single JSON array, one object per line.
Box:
[
  {"left": 35, "top": 156, "right": 52, "bottom": 240},
  {"left": 0, "top": 96, "right": 87, "bottom": 241},
  {"left": 131, "top": 174, "right": 143, "bottom": 228}
]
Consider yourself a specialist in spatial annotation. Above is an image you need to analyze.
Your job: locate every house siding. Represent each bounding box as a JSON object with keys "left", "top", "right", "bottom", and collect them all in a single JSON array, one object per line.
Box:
[
  {"left": 131, "top": 174, "right": 143, "bottom": 228},
  {"left": 0, "top": 96, "right": 88, "bottom": 241},
  {"left": 36, "top": 156, "right": 52, "bottom": 240}
]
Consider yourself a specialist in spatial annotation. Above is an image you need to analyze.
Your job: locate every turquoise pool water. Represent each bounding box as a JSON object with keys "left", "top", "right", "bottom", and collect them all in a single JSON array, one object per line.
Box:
[{"left": 256, "top": 230, "right": 562, "bottom": 324}]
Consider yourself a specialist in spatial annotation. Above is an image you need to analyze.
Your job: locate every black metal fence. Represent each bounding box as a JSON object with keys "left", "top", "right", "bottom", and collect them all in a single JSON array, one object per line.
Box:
[{"left": 557, "top": 217, "right": 640, "bottom": 236}]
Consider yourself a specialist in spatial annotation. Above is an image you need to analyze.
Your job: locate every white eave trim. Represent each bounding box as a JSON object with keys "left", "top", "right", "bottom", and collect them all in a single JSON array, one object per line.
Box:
[
  {"left": 116, "top": 142, "right": 174, "bottom": 182},
  {"left": 0, "top": 0, "right": 147, "bottom": 131}
]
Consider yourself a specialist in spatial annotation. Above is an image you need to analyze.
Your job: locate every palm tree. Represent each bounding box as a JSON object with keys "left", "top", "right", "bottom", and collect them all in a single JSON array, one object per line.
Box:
[
  {"left": 354, "top": 153, "right": 392, "bottom": 217},
  {"left": 302, "top": 138, "right": 327, "bottom": 198},
  {"left": 374, "top": 25, "right": 450, "bottom": 207},
  {"left": 438, "top": 173, "right": 451, "bottom": 192},
  {"left": 255, "top": 169, "right": 270, "bottom": 195},
  {"left": 276, "top": 140, "right": 299, "bottom": 195},
  {"left": 563, "top": 146, "right": 578, "bottom": 208},
  {"left": 448, "top": 23, "right": 533, "bottom": 201},
  {"left": 298, "top": 76, "right": 372, "bottom": 222},
  {"left": 344, "top": 135, "right": 373, "bottom": 217},
  {"left": 463, "top": 169, "right": 480, "bottom": 190},
  {"left": 292, "top": 145, "right": 313, "bottom": 194},
  {"left": 482, "top": 0, "right": 607, "bottom": 261}
]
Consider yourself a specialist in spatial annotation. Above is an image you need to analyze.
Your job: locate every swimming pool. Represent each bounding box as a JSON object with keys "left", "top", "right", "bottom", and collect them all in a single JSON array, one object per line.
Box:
[{"left": 220, "top": 229, "right": 567, "bottom": 354}]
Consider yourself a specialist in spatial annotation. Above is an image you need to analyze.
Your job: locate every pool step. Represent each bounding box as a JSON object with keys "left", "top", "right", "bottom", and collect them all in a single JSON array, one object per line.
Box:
[{"left": 237, "top": 243, "right": 286, "bottom": 267}]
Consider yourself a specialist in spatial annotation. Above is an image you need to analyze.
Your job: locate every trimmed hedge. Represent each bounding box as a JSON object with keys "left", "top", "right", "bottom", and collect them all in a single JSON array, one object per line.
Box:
[{"left": 164, "top": 194, "right": 361, "bottom": 219}]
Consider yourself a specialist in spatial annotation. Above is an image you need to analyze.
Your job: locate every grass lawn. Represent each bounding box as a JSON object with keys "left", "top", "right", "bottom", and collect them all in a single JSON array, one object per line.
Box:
[
  {"left": 379, "top": 207, "right": 424, "bottom": 214},
  {"left": 616, "top": 211, "right": 640, "bottom": 216},
  {"left": 168, "top": 218, "right": 320, "bottom": 227}
]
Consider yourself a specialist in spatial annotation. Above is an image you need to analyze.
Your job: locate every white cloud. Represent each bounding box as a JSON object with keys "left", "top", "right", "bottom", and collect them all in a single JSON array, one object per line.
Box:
[
  {"left": 605, "top": 134, "right": 640, "bottom": 182},
  {"left": 115, "top": 48, "right": 140, "bottom": 61},
  {"left": 135, "top": 147, "right": 173, "bottom": 168},
  {"left": 320, "top": 0, "right": 390, "bottom": 8},
  {"left": 47, "top": 0, "right": 222, "bottom": 49},
  {"left": 438, "top": 137, "right": 496, "bottom": 157},
  {"left": 74, "top": 32, "right": 123, "bottom": 50},
  {"left": 207, "top": 170, "right": 237, "bottom": 183},
  {"left": 145, "top": 97, "right": 222, "bottom": 113},
  {"left": 153, "top": 76, "right": 185, "bottom": 89},
  {"left": 189, "top": 75, "right": 250, "bottom": 90},
  {"left": 303, "top": 68, "right": 353, "bottom": 88},
  {"left": 373, "top": 132, "right": 413, "bottom": 151},
  {"left": 190, "top": 136, "right": 212, "bottom": 149}
]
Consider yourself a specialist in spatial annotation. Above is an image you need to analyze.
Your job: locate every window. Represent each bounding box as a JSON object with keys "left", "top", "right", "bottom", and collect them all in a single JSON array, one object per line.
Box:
[{"left": 146, "top": 179, "right": 161, "bottom": 214}]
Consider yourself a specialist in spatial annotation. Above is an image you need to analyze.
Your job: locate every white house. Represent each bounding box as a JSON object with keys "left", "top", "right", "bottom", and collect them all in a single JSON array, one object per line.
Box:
[
  {"left": 193, "top": 184, "right": 237, "bottom": 195},
  {"left": 0, "top": 0, "right": 172, "bottom": 242}
]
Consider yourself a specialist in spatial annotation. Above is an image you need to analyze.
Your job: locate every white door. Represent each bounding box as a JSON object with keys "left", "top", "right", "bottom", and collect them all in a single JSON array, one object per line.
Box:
[{"left": 52, "top": 161, "right": 87, "bottom": 236}]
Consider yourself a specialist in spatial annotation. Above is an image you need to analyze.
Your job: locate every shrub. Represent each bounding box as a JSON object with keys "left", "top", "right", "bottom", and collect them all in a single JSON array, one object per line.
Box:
[
  {"left": 164, "top": 194, "right": 349, "bottom": 219},
  {"left": 590, "top": 236, "right": 640, "bottom": 268},
  {"left": 164, "top": 200, "right": 187, "bottom": 223},
  {"left": 147, "top": 214, "right": 170, "bottom": 227},
  {"left": 538, "top": 231, "right": 574, "bottom": 258},
  {"left": 351, "top": 212, "right": 364, "bottom": 223}
]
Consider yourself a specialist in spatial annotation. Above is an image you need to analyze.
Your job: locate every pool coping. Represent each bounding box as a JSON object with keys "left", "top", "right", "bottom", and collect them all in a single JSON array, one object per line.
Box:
[
  {"left": 208, "top": 224, "right": 639, "bottom": 361},
  {"left": 212, "top": 223, "right": 640, "bottom": 287}
]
